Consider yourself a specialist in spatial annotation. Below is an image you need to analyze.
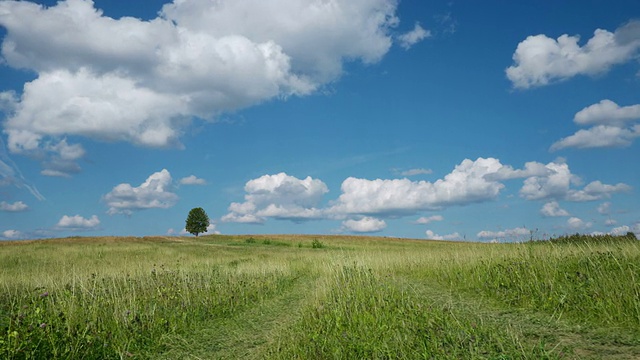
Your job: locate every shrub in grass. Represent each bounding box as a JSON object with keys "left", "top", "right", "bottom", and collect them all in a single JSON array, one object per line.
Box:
[{"left": 311, "top": 239, "right": 325, "bottom": 249}]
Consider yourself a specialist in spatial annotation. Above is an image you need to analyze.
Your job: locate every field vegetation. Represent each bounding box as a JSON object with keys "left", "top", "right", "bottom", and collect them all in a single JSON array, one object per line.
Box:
[{"left": 1, "top": 233, "right": 639, "bottom": 359}]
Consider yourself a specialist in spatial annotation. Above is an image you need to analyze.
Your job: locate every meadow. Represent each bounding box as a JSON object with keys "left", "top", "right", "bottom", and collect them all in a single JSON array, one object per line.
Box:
[{"left": 0, "top": 233, "right": 638, "bottom": 359}]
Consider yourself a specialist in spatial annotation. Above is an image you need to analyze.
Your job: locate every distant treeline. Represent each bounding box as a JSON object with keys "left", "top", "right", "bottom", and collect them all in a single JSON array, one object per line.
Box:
[{"left": 545, "top": 232, "right": 637, "bottom": 244}]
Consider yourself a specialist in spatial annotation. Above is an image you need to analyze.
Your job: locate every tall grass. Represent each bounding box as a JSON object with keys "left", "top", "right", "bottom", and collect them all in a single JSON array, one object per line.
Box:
[
  {"left": 438, "top": 237, "right": 640, "bottom": 330},
  {"left": 1, "top": 234, "right": 638, "bottom": 358}
]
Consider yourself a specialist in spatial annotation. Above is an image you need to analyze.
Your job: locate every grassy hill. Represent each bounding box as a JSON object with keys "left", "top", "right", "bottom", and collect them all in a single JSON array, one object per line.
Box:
[{"left": 1, "top": 234, "right": 639, "bottom": 359}]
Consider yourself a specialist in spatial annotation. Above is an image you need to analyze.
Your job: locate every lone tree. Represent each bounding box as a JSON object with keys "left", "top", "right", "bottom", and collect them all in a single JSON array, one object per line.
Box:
[{"left": 185, "top": 207, "right": 210, "bottom": 237}]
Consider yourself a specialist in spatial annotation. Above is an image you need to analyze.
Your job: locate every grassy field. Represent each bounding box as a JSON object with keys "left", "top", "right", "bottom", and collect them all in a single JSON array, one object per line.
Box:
[{"left": 1, "top": 234, "right": 638, "bottom": 359}]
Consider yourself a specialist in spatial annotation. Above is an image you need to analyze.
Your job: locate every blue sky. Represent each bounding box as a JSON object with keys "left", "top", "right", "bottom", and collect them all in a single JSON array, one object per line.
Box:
[{"left": 1, "top": 0, "right": 639, "bottom": 241}]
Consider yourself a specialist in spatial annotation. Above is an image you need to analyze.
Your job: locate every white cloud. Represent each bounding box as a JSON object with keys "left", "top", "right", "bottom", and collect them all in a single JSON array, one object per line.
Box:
[
  {"left": 397, "top": 22, "right": 431, "bottom": 50},
  {"left": 425, "top": 230, "right": 461, "bottom": 241},
  {"left": 477, "top": 227, "right": 530, "bottom": 240},
  {"left": 0, "top": 200, "right": 28, "bottom": 212},
  {"left": 597, "top": 202, "right": 611, "bottom": 215},
  {"left": 103, "top": 169, "right": 178, "bottom": 215},
  {"left": 569, "top": 217, "right": 593, "bottom": 230},
  {"left": 567, "top": 217, "right": 592, "bottom": 230},
  {"left": 397, "top": 168, "right": 433, "bottom": 176},
  {"left": 222, "top": 173, "right": 328, "bottom": 223},
  {"left": 540, "top": 201, "right": 570, "bottom": 217},
  {"left": 485, "top": 161, "right": 552, "bottom": 181},
  {"left": 574, "top": 99, "right": 640, "bottom": 126},
  {"left": 550, "top": 125, "right": 640, "bottom": 151},
  {"left": 342, "top": 217, "right": 386, "bottom": 233},
  {"left": 329, "top": 158, "right": 506, "bottom": 216},
  {"left": 1, "top": 229, "right": 23, "bottom": 239},
  {"left": 519, "top": 161, "right": 579, "bottom": 200},
  {"left": 0, "top": 0, "right": 405, "bottom": 174},
  {"left": 414, "top": 215, "right": 444, "bottom": 224},
  {"left": 56, "top": 214, "right": 100, "bottom": 230},
  {"left": 506, "top": 20, "right": 640, "bottom": 88},
  {"left": 565, "top": 181, "right": 631, "bottom": 202},
  {"left": 518, "top": 160, "right": 629, "bottom": 202},
  {"left": 179, "top": 175, "right": 207, "bottom": 185},
  {"left": 551, "top": 99, "right": 640, "bottom": 151},
  {"left": 605, "top": 219, "right": 617, "bottom": 226}
]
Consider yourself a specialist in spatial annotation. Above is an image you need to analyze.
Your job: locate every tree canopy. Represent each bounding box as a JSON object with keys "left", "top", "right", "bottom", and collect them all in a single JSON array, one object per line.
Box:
[{"left": 185, "top": 207, "right": 210, "bottom": 237}]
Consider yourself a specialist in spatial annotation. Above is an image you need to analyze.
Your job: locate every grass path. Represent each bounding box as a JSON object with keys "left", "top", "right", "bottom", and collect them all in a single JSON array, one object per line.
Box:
[{"left": 152, "top": 266, "right": 320, "bottom": 359}]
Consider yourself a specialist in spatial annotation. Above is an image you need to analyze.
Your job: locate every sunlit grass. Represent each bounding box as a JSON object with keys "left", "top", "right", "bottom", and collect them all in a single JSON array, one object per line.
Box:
[{"left": 1, "top": 234, "right": 638, "bottom": 359}]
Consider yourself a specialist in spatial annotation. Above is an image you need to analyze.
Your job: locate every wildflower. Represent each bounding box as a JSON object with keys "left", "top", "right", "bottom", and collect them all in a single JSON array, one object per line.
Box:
[
  {"left": 40, "top": 291, "right": 49, "bottom": 298},
  {"left": 39, "top": 323, "right": 47, "bottom": 329}
]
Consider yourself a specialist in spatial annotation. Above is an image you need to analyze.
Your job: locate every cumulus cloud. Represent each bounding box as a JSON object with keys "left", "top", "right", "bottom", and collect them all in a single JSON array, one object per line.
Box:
[
  {"left": 414, "top": 215, "right": 444, "bottom": 224},
  {"left": 597, "top": 202, "right": 611, "bottom": 215},
  {"left": 567, "top": 217, "right": 592, "bottom": 230},
  {"left": 565, "top": 181, "right": 631, "bottom": 202},
  {"left": 477, "top": 227, "right": 530, "bottom": 241},
  {"left": 179, "top": 175, "right": 206, "bottom": 185},
  {"left": 518, "top": 160, "right": 629, "bottom": 202},
  {"left": 397, "top": 22, "right": 431, "bottom": 49},
  {"left": 551, "top": 100, "right": 640, "bottom": 151},
  {"left": 425, "top": 230, "right": 461, "bottom": 241},
  {"left": 222, "top": 173, "right": 328, "bottom": 223},
  {"left": 0, "top": 0, "right": 407, "bottom": 174},
  {"left": 342, "top": 217, "right": 387, "bottom": 233},
  {"left": 574, "top": 99, "right": 640, "bottom": 126},
  {"left": 540, "top": 201, "right": 570, "bottom": 217},
  {"left": 0, "top": 200, "right": 28, "bottom": 212},
  {"left": 1, "top": 229, "right": 23, "bottom": 239},
  {"left": 103, "top": 169, "right": 178, "bottom": 215},
  {"left": 56, "top": 214, "right": 100, "bottom": 230},
  {"left": 329, "top": 158, "right": 506, "bottom": 216},
  {"left": 222, "top": 158, "right": 631, "bottom": 227},
  {"left": 550, "top": 125, "right": 640, "bottom": 151},
  {"left": 506, "top": 20, "right": 640, "bottom": 88}
]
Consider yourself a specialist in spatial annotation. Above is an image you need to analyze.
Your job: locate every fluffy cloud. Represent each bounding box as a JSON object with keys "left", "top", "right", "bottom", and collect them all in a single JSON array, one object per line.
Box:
[
  {"left": 574, "top": 99, "right": 640, "bottom": 126},
  {"left": 56, "top": 214, "right": 100, "bottom": 230},
  {"left": 223, "top": 158, "right": 631, "bottom": 227},
  {"left": 550, "top": 125, "right": 640, "bottom": 151},
  {"left": 179, "top": 175, "right": 207, "bottom": 185},
  {"left": 518, "top": 160, "right": 630, "bottom": 202},
  {"left": 506, "top": 20, "right": 640, "bottom": 88},
  {"left": 425, "top": 230, "right": 461, "bottom": 241},
  {"left": 551, "top": 100, "right": 640, "bottom": 151},
  {"left": 540, "top": 201, "right": 570, "bottom": 217},
  {"left": 565, "top": 181, "right": 631, "bottom": 202},
  {"left": 1, "top": 229, "right": 23, "bottom": 239},
  {"left": 342, "top": 217, "right": 387, "bottom": 233},
  {"left": 414, "top": 215, "right": 444, "bottom": 224},
  {"left": 222, "top": 173, "right": 328, "bottom": 223},
  {"left": 477, "top": 227, "right": 530, "bottom": 241},
  {"left": 329, "top": 158, "right": 506, "bottom": 216},
  {"left": 567, "top": 217, "right": 592, "bottom": 230},
  {"left": 597, "top": 202, "right": 611, "bottom": 215},
  {"left": 0, "top": 200, "right": 28, "bottom": 212},
  {"left": 0, "top": 0, "right": 406, "bottom": 174},
  {"left": 103, "top": 169, "right": 178, "bottom": 215},
  {"left": 397, "top": 22, "right": 431, "bottom": 50}
]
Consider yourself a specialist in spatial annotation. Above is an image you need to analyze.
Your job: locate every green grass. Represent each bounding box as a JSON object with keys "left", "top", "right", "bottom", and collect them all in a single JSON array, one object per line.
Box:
[{"left": 1, "top": 234, "right": 639, "bottom": 359}]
